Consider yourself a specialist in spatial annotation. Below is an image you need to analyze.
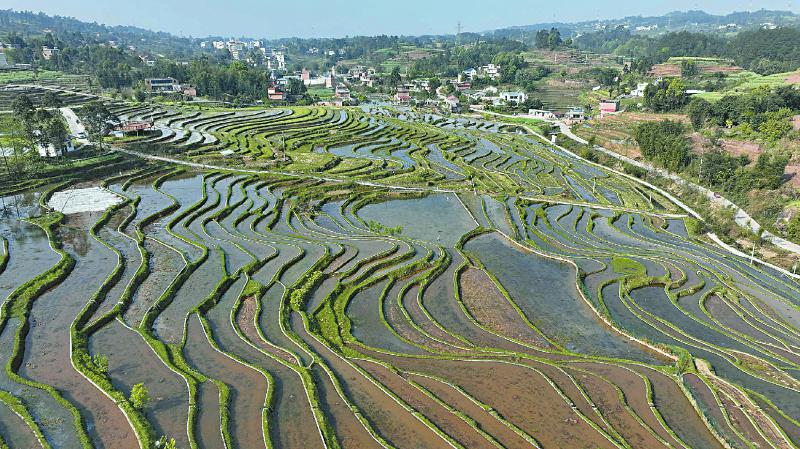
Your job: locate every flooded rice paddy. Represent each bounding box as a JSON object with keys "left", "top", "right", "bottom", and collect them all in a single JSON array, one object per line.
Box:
[{"left": 0, "top": 104, "right": 797, "bottom": 449}]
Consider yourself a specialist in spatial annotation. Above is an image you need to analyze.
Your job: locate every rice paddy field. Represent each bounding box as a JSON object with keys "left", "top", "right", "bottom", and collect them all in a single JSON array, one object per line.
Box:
[{"left": 0, "top": 99, "right": 798, "bottom": 449}]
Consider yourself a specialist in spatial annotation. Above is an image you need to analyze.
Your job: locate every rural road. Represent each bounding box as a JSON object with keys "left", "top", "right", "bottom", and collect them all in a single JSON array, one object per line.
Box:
[
  {"left": 554, "top": 120, "right": 800, "bottom": 256},
  {"left": 60, "top": 107, "right": 90, "bottom": 145},
  {"left": 476, "top": 108, "right": 800, "bottom": 258},
  {"left": 473, "top": 108, "right": 800, "bottom": 280}
]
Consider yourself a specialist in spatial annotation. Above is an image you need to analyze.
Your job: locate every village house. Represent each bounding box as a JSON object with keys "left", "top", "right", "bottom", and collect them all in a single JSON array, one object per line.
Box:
[
  {"left": 267, "top": 85, "right": 287, "bottom": 101},
  {"left": 500, "top": 91, "right": 528, "bottom": 105},
  {"left": 144, "top": 77, "right": 180, "bottom": 92},
  {"left": 564, "top": 107, "right": 586, "bottom": 122},
  {"left": 478, "top": 64, "right": 501, "bottom": 80},
  {"left": 444, "top": 96, "right": 461, "bottom": 113},
  {"left": 181, "top": 85, "right": 198, "bottom": 97},
  {"left": 335, "top": 85, "right": 352, "bottom": 102},
  {"left": 630, "top": 82, "right": 649, "bottom": 97},
  {"left": 463, "top": 68, "right": 478, "bottom": 80},
  {"left": 42, "top": 46, "right": 59, "bottom": 60},
  {"left": 325, "top": 73, "right": 336, "bottom": 89},
  {"left": 33, "top": 130, "right": 74, "bottom": 157},
  {"left": 113, "top": 121, "right": 154, "bottom": 137},
  {"left": 395, "top": 88, "right": 412, "bottom": 104},
  {"left": 599, "top": 99, "right": 620, "bottom": 115},
  {"left": 528, "top": 109, "right": 557, "bottom": 120}
]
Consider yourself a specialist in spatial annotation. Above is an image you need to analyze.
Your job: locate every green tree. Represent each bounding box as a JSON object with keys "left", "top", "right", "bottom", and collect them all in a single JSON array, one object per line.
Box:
[
  {"left": 634, "top": 120, "right": 692, "bottom": 171},
  {"left": 388, "top": 66, "right": 402, "bottom": 87},
  {"left": 11, "top": 94, "right": 35, "bottom": 120},
  {"left": 680, "top": 60, "right": 699, "bottom": 77},
  {"left": 788, "top": 214, "right": 800, "bottom": 242},
  {"left": 687, "top": 97, "right": 712, "bottom": 131},
  {"left": 78, "top": 102, "right": 119, "bottom": 151},
  {"left": 130, "top": 383, "right": 149, "bottom": 410},
  {"left": 42, "top": 91, "right": 63, "bottom": 109},
  {"left": 758, "top": 108, "right": 793, "bottom": 143},
  {"left": 643, "top": 78, "right": 688, "bottom": 112},
  {"left": 427, "top": 77, "right": 441, "bottom": 95}
]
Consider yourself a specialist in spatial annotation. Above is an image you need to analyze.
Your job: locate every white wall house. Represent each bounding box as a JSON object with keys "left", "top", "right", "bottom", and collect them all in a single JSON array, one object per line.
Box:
[
  {"left": 37, "top": 139, "right": 75, "bottom": 158},
  {"left": 500, "top": 91, "right": 528, "bottom": 104}
]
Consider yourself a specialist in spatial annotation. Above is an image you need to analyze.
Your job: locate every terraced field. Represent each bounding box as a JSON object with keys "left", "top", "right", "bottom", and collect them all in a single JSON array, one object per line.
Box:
[{"left": 0, "top": 102, "right": 798, "bottom": 449}]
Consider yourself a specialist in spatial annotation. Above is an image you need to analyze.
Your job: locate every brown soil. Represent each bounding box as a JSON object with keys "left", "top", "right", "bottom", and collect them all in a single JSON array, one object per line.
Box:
[
  {"left": 358, "top": 359, "right": 498, "bottom": 449},
  {"left": 573, "top": 362, "right": 687, "bottom": 448},
  {"left": 459, "top": 267, "right": 551, "bottom": 347},
  {"left": 565, "top": 366, "right": 671, "bottom": 449},
  {"left": 649, "top": 63, "right": 741, "bottom": 77},
  {"left": 236, "top": 295, "right": 297, "bottom": 364},
  {"left": 695, "top": 360, "right": 791, "bottom": 449},
  {"left": 786, "top": 161, "right": 800, "bottom": 188},
  {"left": 184, "top": 315, "right": 268, "bottom": 449},
  {"left": 383, "top": 357, "right": 620, "bottom": 449},
  {"left": 408, "top": 372, "right": 535, "bottom": 449},
  {"left": 786, "top": 73, "right": 800, "bottom": 84},
  {"left": 296, "top": 315, "right": 448, "bottom": 449},
  {"left": 690, "top": 134, "right": 764, "bottom": 160}
]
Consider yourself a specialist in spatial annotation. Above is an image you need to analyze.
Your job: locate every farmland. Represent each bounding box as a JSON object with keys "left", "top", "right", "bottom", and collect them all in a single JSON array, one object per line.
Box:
[{"left": 0, "top": 100, "right": 798, "bottom": 449}]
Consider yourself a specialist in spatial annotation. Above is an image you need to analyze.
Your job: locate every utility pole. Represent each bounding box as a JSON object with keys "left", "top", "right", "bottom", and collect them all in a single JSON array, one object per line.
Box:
[{"left": 750, "top": 241, "right": 757, "bottom": 266}]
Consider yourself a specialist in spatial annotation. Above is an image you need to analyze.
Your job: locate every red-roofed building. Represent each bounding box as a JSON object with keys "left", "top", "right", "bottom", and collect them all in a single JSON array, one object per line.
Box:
[
  {"left": 395, "top": 88, "right": 412, "bottom": 103},
  {"left": 599, "top": 99, "right": 620, "bottom": 114},
  {"left": 268, "top": 85, "right": 286, "bottom": 101}
]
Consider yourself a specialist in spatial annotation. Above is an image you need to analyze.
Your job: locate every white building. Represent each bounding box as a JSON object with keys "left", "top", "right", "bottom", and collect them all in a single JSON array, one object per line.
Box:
[
  {"left": 630, "top": 82, "right": 649, "bottom": 97},
  {"left": 37, "top": 139, "right": 75, "bottom": 158},
  {"left": 478, "top": 64, "right": 501, "bottom": 80},
  {"left": 528, "top": 109, "right": 557, "bottom": 120},
  {"left": 500, "top": 91, "right": 528, "bottom": 105}
]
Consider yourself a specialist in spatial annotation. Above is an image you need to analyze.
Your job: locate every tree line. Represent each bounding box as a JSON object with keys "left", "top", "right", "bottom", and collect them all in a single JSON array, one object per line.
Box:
[{"left": 576, "top": 27, "right": 800, "bottom": 75}]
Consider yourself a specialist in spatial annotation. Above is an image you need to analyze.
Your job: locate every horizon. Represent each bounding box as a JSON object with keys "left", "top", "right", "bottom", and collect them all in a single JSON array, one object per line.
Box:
[{"left": 3, "top": 0, "right": 798, "bottom": 39}]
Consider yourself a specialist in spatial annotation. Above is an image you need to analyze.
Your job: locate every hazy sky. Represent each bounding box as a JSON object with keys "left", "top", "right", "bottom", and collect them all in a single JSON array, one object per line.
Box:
[{"left": 6, "top": 0, "right": 798, "bottom": 38}]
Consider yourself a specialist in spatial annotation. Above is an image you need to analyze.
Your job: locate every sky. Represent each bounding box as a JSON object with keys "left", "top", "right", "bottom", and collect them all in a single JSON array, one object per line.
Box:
[{"left": 5, "top": 0, "right": 798, "bottom": 38}]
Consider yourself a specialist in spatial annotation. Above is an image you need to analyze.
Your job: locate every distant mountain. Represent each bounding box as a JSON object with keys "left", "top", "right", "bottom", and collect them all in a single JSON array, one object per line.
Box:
[
  {"left": 487, "top": 9, "right": 800, "bottom": 39},
  {"left": 1, "top": 7, "right": 797, "bottom": 51},
  {"left": 0, "top": 9, "right": 199, "bottom": 57}
]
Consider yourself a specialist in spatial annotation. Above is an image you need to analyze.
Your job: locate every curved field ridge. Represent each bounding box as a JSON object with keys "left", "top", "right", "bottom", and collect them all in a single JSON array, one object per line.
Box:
[{"left": 0, "top": 103, "right": 797, "bottom": 449}]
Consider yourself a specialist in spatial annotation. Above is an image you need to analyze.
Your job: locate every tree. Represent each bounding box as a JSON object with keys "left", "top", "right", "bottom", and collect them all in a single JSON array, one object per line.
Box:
[
  {"left": 535, "top": 28, "right": 562, "bottom": 50},
  {"left": 788, "top": 214, "right": 800, "bottom": 242},
  {"left": 427, "top": 77, "right": 441, "bottom": 95},
  {"left": 750, "top": 153, "right": 788, "bottom": 190},
  {"left": 758, "top": 108, "right": 793, "bottom": 143},
  {"left": 680, "top": 60, "right": 699, "bottom": 77},
  {"left": 643, "top": 78, "right": 688, "bottom": 112},
  {"left": 12, "top": 94, "right": 35, "bottom": 121},
  {"left": 388, "top": 65, "right": 402, "bottom": 87},
  {"left": 130, "top": 383, "right": 149, "bottom": 410},
  {"left": 687, "top": 97, "right": 712, "bottom": 131},
  {"left": 285, "top": 78, "right": 306, "bottom": 96},
  {"left": 78, "top": 102, "right": 119, "bottom": 151},
  {"left": 42, "top": 91, "right": 63, "bottom": 109},
  {"left": 634, "top": 120, "right": 692, "bottom": 171}
]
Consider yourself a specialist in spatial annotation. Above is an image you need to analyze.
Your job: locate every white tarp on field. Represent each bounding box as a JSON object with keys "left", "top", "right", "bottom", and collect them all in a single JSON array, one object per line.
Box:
[{"left": 48, "top": 187, "right": 124, "bottom": 214}]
